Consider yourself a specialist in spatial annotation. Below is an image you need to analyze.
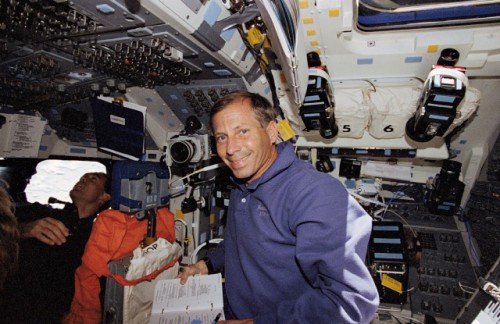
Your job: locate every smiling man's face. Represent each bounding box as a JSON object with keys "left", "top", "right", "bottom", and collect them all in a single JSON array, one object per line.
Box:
[{"left": 212, "top": 98, "right": 278, "bottom": 185}]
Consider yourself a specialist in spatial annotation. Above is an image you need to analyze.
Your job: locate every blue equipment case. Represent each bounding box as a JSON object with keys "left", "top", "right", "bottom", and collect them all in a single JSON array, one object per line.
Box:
[{"left": 111, "top": 160, "right": 170, "bottom": 220}]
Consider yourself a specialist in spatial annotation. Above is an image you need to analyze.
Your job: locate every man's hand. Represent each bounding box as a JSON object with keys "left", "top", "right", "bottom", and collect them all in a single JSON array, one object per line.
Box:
[
  {"left": 20, "top": 217, "right": 69, "bottom": 246},
  {"left": 178, "top": 260, "right": 209, "bottom": 284}
]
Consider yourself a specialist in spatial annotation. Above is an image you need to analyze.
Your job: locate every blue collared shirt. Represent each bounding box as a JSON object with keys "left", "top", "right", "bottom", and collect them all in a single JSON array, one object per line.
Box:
[{"left": 209, "top": 141, "right": 379, "bottom": 323}]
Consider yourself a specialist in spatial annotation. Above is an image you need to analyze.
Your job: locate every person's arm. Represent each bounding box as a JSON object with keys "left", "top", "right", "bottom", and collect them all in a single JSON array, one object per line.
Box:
[
  {"left": 19, "top": 217, "right": 69, "bottom": 245},
  {"left": 178, "top": 240, "right": 226, "bottom": 284},
  {"left": 178, "top": 259, "right": 209, "bottom": 284},
  {"left": 256, "top": 178, "right": 379, "bottom": 324},
  {"left": 16, "top": 203, "right": 69, "bottom": 245}
]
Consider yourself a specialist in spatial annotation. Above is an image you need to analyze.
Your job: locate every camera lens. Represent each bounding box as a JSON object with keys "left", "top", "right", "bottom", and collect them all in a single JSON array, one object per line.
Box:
[
  {"left": 440, "top": 160, "right": 461, "bottom": 183},
  {"left": 437, "top": 48, "right": 460, "bottom": 66},
  {"left": 170, "top": 140, "right": 195, "bottom": 164}
]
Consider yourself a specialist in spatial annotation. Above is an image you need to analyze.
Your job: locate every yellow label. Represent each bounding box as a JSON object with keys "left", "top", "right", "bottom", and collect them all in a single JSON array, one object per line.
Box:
[
  {"left": 428, "top": 45, "right": 439, "bottom": 53},
  {"left": 210, "top": 213, "right": 215, "bottom": 225},
  {"left": 247, "top": 26, "right": 264, "bottom": 47},
  {"left": 381, "top": 273, "right": 403, "bottom": 294},
  {"left": 175, "top": 210, "right": 185, "bottom": 220},
  {"left": 307, "top": 29, "right": 317, "bottom": 36},
  {"left": 277, "top": 119, "right": 296, "bottom": 141},
  {"left": 329, "top": 9, "right": 340, "bottom": 17},
  {"left": 299, "top": 0, "right": 309, "bottom": 9},
  {"left": 303, "top": 17, "right": 314, "bottom": 24}
]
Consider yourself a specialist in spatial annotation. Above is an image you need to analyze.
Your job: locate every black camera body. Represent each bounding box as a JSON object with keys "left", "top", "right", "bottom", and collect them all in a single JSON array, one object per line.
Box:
[
  {"left": 406, "top": 68, "right": 466, "bottom": 142},
  {"left": 427, "top": 160, "right": 465, "bottom": 216},
  {"left": 300, "top": 69, "right": 338, "bottom": 139}
]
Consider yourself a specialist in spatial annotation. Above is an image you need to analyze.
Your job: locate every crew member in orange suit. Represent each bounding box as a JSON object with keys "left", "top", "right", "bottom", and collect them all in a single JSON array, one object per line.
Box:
[{"left": 63, "top": 204, "right": 177, "bottom": 324}]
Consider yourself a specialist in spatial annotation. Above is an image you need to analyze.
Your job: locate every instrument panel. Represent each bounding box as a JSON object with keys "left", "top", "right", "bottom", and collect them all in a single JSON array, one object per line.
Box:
[{"left": 0, "top": 0, "right": 245, "bottom": 108}]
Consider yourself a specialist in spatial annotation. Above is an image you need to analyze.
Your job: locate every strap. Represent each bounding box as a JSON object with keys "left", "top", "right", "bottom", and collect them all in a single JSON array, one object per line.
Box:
[{"left": 110, "top": 256, "right": 180, "bottom": 286}]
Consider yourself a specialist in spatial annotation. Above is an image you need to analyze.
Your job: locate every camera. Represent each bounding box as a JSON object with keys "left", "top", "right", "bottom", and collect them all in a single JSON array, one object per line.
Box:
[
  {"left": 299, "top": 68, "right": 338, "bottom": 139},
  {"left": 427, "top": 160, "right": 465, "bottom": 216},
  {"left": 164, "top": 134, "right": 209, "bottom": 167},
  {"left": 405, "top": 67, "right": 467, "bottom": 142}
]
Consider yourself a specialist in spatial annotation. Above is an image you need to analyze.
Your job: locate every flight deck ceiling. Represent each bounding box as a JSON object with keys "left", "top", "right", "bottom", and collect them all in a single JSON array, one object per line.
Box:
[{"left": 0, "top": 0, "right": 245, "bottom": 109}]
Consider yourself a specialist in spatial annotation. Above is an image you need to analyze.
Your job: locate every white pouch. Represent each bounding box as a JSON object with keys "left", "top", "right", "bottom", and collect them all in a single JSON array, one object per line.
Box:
[
  {"left": 115, "top": 238, "right": 183, "bottom": 324},
  {"left": 334, "top": 87, "right": 370, "bottom": 138},
  {"left": 123, "top": 264, "right": 180, "bottom": 324},
  {"left": 368, "top": 86, "right": 422, "bottom": 139}
]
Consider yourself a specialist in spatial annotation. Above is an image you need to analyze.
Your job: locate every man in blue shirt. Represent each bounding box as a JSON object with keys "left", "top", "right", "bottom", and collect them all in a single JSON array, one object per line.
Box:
[{"left": 180, "top": 91, "right": 379, "bottom": 323}]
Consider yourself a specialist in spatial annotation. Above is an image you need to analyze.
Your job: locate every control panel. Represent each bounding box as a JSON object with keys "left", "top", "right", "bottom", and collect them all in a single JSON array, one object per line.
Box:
[
  {"left": 380, "top": 201, "right": 478, "bottom": 322},
  {"left": 409, "top": 228, "right": 476, "bottom": 320}
]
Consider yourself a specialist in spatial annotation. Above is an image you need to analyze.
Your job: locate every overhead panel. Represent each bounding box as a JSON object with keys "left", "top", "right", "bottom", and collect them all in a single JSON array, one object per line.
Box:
[{"left": 0, "top": 0, "right": 246, "bottom": 109}]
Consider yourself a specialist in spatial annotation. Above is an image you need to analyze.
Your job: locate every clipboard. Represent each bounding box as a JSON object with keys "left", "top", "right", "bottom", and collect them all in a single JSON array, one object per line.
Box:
[{"left": 91, "top": 95, "right": 147, "bottom": 161}]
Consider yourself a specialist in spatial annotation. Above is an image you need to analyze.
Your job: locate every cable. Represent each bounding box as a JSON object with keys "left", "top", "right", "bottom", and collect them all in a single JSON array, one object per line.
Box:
[
  {"left": 364, "top": 79, "right": 376, "bottom": 93},
  {"left": 459, "top": 281, "right": 476, "bottom": 295},
  {"left": 190, "top": 238, "right": 224, "bottom": 264},
  {"left": 381, "top": 185, "right": 412, "bottom": 220},
  {"left": 191, "top": 223, "right": 197, "bottom": 253},
  {"left": 382, "top": 209, "right": 418, "bottom": 238},
  {"left": 377, "top": 306, "right": 424, "bottom": 324},
  {"left": 169, "top": 163, "right": 225, "bottom": 186},
  {"left": 349, "top": 191, "right": 388, "bottom": 207},
  {"left": 167, "top": 164, "right": 172, "bottom": 183},
  {"left": 174, "top": 218, "right": 187, "bottom": 233},
  {"left": 391, "top": 314, "right": 423, "bottom": 324},
  {"left": 169, "top": 183, "right": 187, "bottom": 198},
  {"left": 464, "top": 219, "right": 482, "bottom": 267},
  {"left": 174, "top": 218, "right": 189, "bottom": 256}
]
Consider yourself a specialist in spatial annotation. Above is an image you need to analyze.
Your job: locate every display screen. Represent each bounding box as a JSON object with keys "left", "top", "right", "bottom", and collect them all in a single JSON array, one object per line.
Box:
[
  {"left": 374, "top": 238, "right": 402, "bottom": 244},
  {"left": 374, "top": 252, "right": 404, "bottom": 260},
  {"left": 429, "top": 114, "right": 449, "bottom": 121},
  {"left": 433, "top": 94, "right": 456, "bottom": 103},
  {"left": 373, "top": 225, "right": 400, "bottom": 231},
  {"left": 304, "top": 95, "right": 320, "bottom": 102},
  {"left": 303, "top": 113, "right": 320, "bottom": 117}
]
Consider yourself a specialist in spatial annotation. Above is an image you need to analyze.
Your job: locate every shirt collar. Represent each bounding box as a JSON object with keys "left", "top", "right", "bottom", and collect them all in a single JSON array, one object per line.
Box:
[{"left": 232, "top": 141, "right": 296, "bottom": 191}]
